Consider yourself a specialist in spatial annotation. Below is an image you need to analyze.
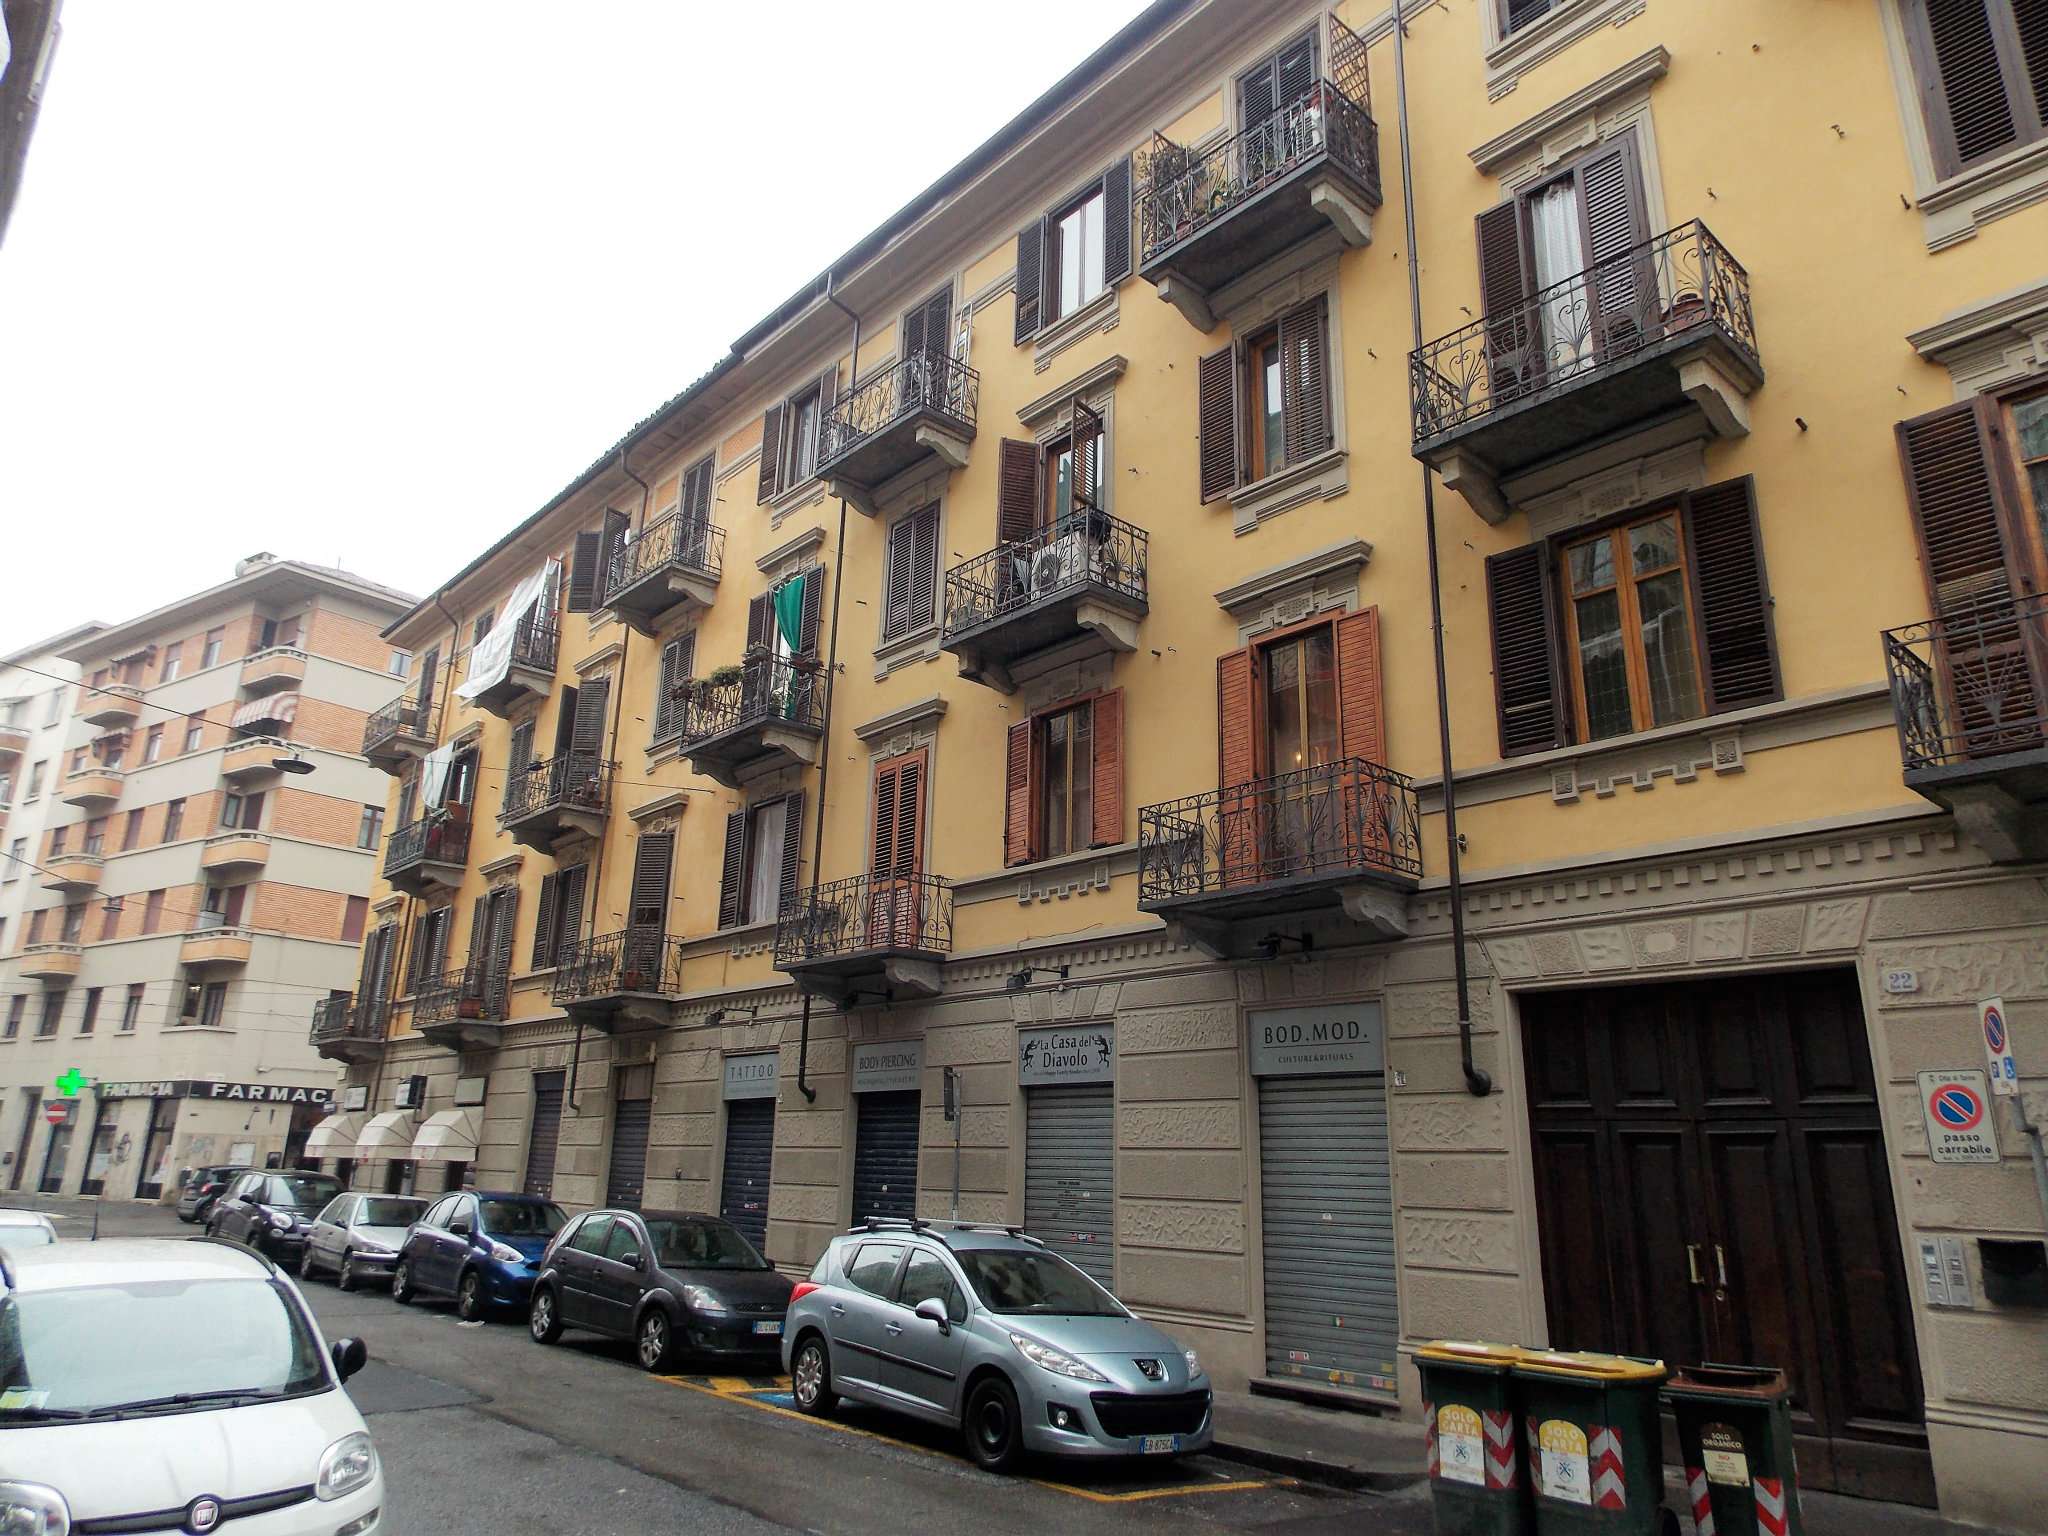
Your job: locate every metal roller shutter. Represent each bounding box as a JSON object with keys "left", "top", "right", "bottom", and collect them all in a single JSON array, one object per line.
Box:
[
  {"left": 1257, "top": 1072, "right": 1396, "bottom": 1398},
  {"left": 606, "top": 1101, "right": 651, "bottom": 1210},
  {"left": 1024, "top": 1084, "right": 1115, "bottom": 1288},
  {"left": 522, "top": 1072, "right": 564, "bottom": 1197},
  {"left": 852, "top": 1090, "right": 920, "bottom": 1223},
  {"left": 720, "top": 1098, "right": 775, "bottom": 1249}
]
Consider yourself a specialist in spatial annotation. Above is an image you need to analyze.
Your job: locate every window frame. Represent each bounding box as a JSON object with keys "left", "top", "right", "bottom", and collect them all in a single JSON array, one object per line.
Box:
[
  {"left": 781, "top": 381, "right": 824, "bottom": 489},
  {"left": 163, "top": 799, "right": 186, "bottom": 841},
  {"left": 120, "top": 984, "right": 144, "bottom": 1032},
  {"left": 1902, "top": 0, "right": 2048, "bottom": 177},
  {"left": 1555, "top": 506, "right": 1709, "bottom": 743},
  {"left": 201, "top": 627, "right": 225, "bottom": 669},
  {"left": 357, "top": 803, "right": 385, "bottom": 850},
  {"left": 1048, "top": 184, "right": 1108, "bottom": 324},
  {"left": 879, "top": 502, "right": 941, "bottom": 644},
  {"left": 737, "top": 796, "right": 791, "bottom": 926},
  {"left": 160, "top": 642, "right": 182, "bottom": 682},
  {"left": 1036, "top": 701, "right": 1096, "bottom": 862}
]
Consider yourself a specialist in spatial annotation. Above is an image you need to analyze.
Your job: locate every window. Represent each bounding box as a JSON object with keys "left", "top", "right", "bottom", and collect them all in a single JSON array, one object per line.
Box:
[
  {"left": 61, "top": 904, "right": 85, "bottom": 943},
  {"left": 566, "top": 1214, "right": 613, "bottom": 1255},
  {"left": 160, "top": 641, "right": 182, "bottom": 682},
  {"left": 1004, "top": 692, "right": 1122, "bottom": 867},
  {"left": 181, "top": 980, "right": 229, "bottom": 1029},
  {"left": 1052, "top": 187, "right": 1106, "bottom": 322},
  {"left": 1197, "top": 296, "right": 1332, "bottom": 502},
  {"left": 162, "top": 799, "right": 185, "bottom": 841},
  {"left": 36, "top": 991, "right": 63, "bottom": 1037},
  {"left": 0, "top": 698, "right": 21, "bottom": 729},
  {"left": 719, "top": 794, "right": 801, "bottom": 928},
  {"left": 97, "top": 737, "right": 123, "bottom": 770},
  {"left": 1039, "top": 407, "right": 1103, "bottom": 533},
  {"left": 26, "top": 761, "right": 45, "bottom": 798},
  {"left": 341, "top": 895, "right": 368, "bottom": 944},
  {"left": 756, "top": 367, "right": 839, "bottom": 505},
  {"left": 407, "top": 906, "right": 452, "bottom": 991},
  {"left": 182, "top": 721, "right": 203, "bottom": 753},
  {"left": 651, "top": 633, "right": 696, "bottom": 744},
  {"left": 99, "top": 900, "right": 119, "bottom": 941},
  {"left": 1499, "top": 0, "right": 1556, "bottom": 37},
  {"left": 0, "top": 918, "right": 5, "bottom": 951},
  {"left": 785, "top": 385, "right": 822, "bottom": 487},
  {"left": 49, "top": 826, "right": 66, "bottom": 856},
  {"left": 121, "top": 984, "right": 144, "bottom": 1031},
  {"left": 79, "top": 988, "right": 101, "bottom": 1035},
  {"left": 388, "top": 650, "right": 410, "bottom": 677},
  {"left": 4, "top": 838, "right": 19, "bottom": 877},
  {"left": 1904, "top": 1, "right": 2048, "bottom": 175},
  {"left": 26, "top": 910, "right": 45, "bottom": 944},
  {"left": 4, "top": 996, "right": 23, "bottom": 1037},
  {"left": 1038, "top": 704, "right": 1095, "bottom": 860},
  {"left": 530, "top": 863, "right": 588, "bottom": 969},
  {"left": 142, "top": 889, "right": 165, "bottom": 935},
  {"left": 472, "top": 609, "right": 495, "bottom": 647},
  {"left": 201, "top": 627, "right": 225, "bottom": 668},
  {"left": 1013, "top": 157, "right": 1133, "bottom": 344},
  {"left": 122, "top": 810, "right": 143, "bottom": 851},
  {"left": 43, "top": 689, "right": 61, "bottom": 726},
  {"left": 880, "top": 504, "right": 940, "bottom": 643},
  {"left": 847, "top": 1242, "right": 905, "bottom": 1297},
  {"left": 357, "top": 804, "right": 385, "bottom": 850},
  {"left": 1560, "top": 511, "right": 1705, "bottom": 741},
  {"left": 221, "top": 791, "right": 263, "bottom": 830},
  {"left": 83, "top": 818, "right": 106, "bottom": 855},
  {"left": 143, "top": 726, "right": 163, "bottom": 763},
  {"left": 899, "top": 1249, "right": 969, "bottom": 1325}
]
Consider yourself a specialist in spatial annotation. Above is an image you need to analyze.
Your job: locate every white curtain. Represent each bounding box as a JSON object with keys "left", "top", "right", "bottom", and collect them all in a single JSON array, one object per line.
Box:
[
  {"left": 1528, "top": 184, "right": 1589, "bottom": 372},
  {"left": 420, "top": 742, "right": 455, "bottom": 809},
  {"left": 454, "top": 559, "right": 560, "bottom": 702},
  {"left": 747, "top": 800, "right": 787, "bottom": 922}
]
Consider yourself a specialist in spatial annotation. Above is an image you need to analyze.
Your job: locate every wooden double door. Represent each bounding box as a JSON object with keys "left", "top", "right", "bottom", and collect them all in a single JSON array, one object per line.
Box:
[{"left": 1523, "top": 970, "right": 1932, "bottom": 1505}]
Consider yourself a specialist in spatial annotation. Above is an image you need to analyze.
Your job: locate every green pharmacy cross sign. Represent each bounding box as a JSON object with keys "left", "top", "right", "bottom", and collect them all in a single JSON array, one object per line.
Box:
[{"left": 54, "top": 1068, "right": 88, "bottom": 1098}]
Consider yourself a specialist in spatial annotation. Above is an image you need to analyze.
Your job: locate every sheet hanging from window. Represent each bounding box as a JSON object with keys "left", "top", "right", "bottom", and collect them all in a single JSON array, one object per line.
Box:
[
  {"left": 455, "top": 560, "right": 560, "bottom": 702},
  {"left": 747, "top": 800, "right": 787, "bottom": 923},
  {"left": 420, "top": 741, "right": 455, "bottom": 809},
  {"left": 1529, "top": 183, "right": 1589, "bottom": 375}
]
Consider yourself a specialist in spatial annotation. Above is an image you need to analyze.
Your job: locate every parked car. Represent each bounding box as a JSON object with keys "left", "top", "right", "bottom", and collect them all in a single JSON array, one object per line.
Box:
[
  {"left": 205, "top": 1170, "right": 344, "bottom": 1264},
  {"left": 0, "top": 1236, "right": 381, "bottom": 1533},
  {"left": 528, "top": 1209, "right": 795, "bottom": 1371},
  {"left": 176, "top": 1164, "right": 255, "bottom": 1225},
  {"left": 0, "top": 1210, "right": 57, "bottom": 1251},
  {"left": 299, "top": 1193, "right": 428, "bottom": 1291},
  {"left": 783, "top": 1220, "right": 1212, "bottom": 1472},
  {"left": 392, "top": 1190, "right": 566, "bottom": 1321}
]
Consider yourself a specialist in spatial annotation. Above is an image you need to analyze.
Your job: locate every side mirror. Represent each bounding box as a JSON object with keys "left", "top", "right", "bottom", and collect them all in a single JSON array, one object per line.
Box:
[
  {"left": 331, "top": 1337, "right": 368, "bottom": 1383},
  {"left": 619, "top": 1249, "right": 642, "bottom": 1269},
  {"left": 913, "top": 1297, "right": 950, "bottom": 1332}
]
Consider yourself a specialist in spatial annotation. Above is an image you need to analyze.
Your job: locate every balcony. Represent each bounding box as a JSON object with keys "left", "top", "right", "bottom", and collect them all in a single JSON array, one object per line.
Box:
[
  {"left": 413, "top": 965, "right": 509, "bottom": 1050},
  {"left": 239, "top": 647, "right": 307, "bottom": 694},
  {"left": 18, "top": 942, "right": 82, "bottom": 981},
  {"left": 382, "top": 811, "right": 470, "bottom": 896},
  {"left": 179, "top": 920, "right": 253, "bottom": 969},
  {"left": 311, "top": 994, "right": 385, "bottom": 1064},
  {"left": 775, "top": 871, "right": 953, "bottom": 1006},
  {"left": 61, "top": 766, "right": 123, "bottom": 808},
  {"left": 818, "top": 353, "right": 979, "bottom": 516},
  {"left": 362, "top": 690, "right": 438, "bottom": 775},
  {"left": 677, "top": 656, "right": 826, "bottom": 789},
  {"left": 201, "top": 832, "right": 271, "bottom": 872},
  {"left": 605, "top": 512, "right": 724, "bottom": 637},
  {"left": 0, "top": 723, "right": 28, "bottom": 758},
  {"left": 552, "top": 929, "right": 685, "bottom": 1031},
  {"left": 464, "top": 617, "right": 559, "bottom": 719},
  {"left": 1138, "top": 59, "right": 1381, "bottom": 330},
  {"left": 1409, "top": 220, "right": 1762, "bottom": 523},
  {"left": 942, "top": 512, "right": 1148, "bottom": 693},
  {"left": 221, "top": 735, "right": 288, "bottom": 783},
  {"left": 40, "top": 853, "right": 103, "bottom": 893},
  {"left": 1884, "top": 592, "right": 2048, "bottom": 863},
  {"left": 1137, "top": 757, "right": 1422, "bottom": 957},
  {"left": 81, "top": 683, "right": 142, "bottom": 730},
  {"left": 498, "top": 751, "right": 609, "bottom": 851}
]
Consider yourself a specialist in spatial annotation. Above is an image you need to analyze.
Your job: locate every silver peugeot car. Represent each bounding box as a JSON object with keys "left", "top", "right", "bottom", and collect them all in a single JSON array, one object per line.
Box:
[{"left": 782, "top": 1220, "right": 1212, "bottom": 1470}]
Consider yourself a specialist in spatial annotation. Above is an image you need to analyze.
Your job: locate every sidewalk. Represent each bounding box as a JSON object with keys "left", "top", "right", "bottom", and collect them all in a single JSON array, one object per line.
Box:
[{"left": 4, "top": 1190, "right": 188, "bottom": 1241}]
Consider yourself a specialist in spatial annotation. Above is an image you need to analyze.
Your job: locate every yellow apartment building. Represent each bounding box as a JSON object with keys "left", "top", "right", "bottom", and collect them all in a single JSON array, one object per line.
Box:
[{"left": 310, "top": 1, "right": 2048, "bottom": 1524}]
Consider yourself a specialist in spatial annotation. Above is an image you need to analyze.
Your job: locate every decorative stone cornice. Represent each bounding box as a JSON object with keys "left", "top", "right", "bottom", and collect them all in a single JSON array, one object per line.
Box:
[
  {"left": 852, "top": 695, "right": 948, "bottom": 743},
  {"left": 1469, "top": 47, "right": 1670, "bottom": 173},
  {"left": 756, "top": 524, "right": 826, "bottom": 574}
]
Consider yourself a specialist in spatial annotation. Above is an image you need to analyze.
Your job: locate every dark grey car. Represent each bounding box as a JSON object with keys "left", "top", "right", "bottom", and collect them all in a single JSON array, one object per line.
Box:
[{"left": 298, "top": 1191, "right": 427, "bottom": 1290}]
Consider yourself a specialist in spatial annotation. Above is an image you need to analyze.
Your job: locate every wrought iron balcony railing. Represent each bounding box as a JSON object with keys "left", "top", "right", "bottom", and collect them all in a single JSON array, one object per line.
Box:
[
  {"left": 678, "top": 656, "right": 826, "bottom": 745},
  {"left": 505, "top": 615, "right": 560, "bottom": 675},
  {"left": 818, "top": 352, "right": 980, "bottom": 470},
  {"left": 1138, "top": 757, "right": 1423, "bottom": 906},
  {"left": 775, "top": 871, "right": 955, "bottom": 968},
  {"left": 604, "top": 509, "right": 724, "bottom": 605},
  {"left": 552, "top": 928, "right": 687, "bottom": 1005},
  {"left": 382, "top": 811, "right": 471, "bottom": 878},
  {"left": 499, "top": 751, "right": 609, "bottom": 825},
  {"left": 1138, "top": 78, "right": 1380, "bottom": 266},
  {"left": 1883, "top": 590, "right": 2048, "bottom": 773},
  {"left": 1409, "top": 220, "right": 1758, "bottom": 443},
  {"left": 943, "top": 511, "right": 1148, "bottom": 638},
  {"left": 310, "top": 993, "right": 386, "bottom": 1051},
  {"left": 363, "top": 689, "right": 438, "bottom": 756}
]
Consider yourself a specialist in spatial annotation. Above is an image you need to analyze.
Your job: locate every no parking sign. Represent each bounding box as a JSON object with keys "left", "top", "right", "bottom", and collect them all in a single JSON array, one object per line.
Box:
[
  {"left": 1979, "top": 997, "right": 2019, "bottom": 1097},
  {"left": 1918, "top": 1070, "right": 1999, "bottom": 1165}
]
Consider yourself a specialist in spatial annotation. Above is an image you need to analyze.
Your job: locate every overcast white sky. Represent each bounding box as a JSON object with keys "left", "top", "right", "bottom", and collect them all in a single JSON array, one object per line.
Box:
[{"left": 0, "top": 1, "right": 1149, "bottom": 651}]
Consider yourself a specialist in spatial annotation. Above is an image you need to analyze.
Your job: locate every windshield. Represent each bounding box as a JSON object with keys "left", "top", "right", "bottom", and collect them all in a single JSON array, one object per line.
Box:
[
  {"left": 955, "top": 1250, "right": 1126, "bottom": 1317},
  {"left": 647, "top": 1217, "right": 769, "bottom": 1271},
  {"left": 266, "top": 1174, "right": 341, "bottom": 1211},
  {"left": 358, "top": 1198, "right": 423, "bottom": 1227},
  {"left": 480, "top": 1199, "right": 566, "bottom": 1238},
  {"left": 0, "top": 1226, "right": 53, "bottom": 1250},
  {"left": 0, "top": 1277, "right": 327, "bottom": 1422}
]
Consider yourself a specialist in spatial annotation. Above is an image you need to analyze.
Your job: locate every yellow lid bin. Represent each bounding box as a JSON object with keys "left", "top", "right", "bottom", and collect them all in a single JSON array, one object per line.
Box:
[
  {"left": 1417, "top": 1340, "right": 1532, "bottom": 1366},
  {"left": 1413, "top": 1341, "right": 1535, "bottom": 1536},
  {"left": 1510, "top": 1351, "right": 1672, "bottom": 1536},
  {"left": 1513, "top": 1350, "right": 1668, "bottom": 1382}
]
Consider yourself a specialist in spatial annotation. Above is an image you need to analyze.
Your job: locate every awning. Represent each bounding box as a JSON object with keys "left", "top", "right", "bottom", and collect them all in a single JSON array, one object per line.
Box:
[
  {"left": 303, "top": 1113, "right": 362, "bottom": 1158},
  {"left": 231, "top": 692, "right": 299, "bottom": 729},
  {"left": 455, "top": 559, "right": 559, "bottom": 703},
  {"left": 355, "top": 1110, "right": 415, "bottom": 1160},
  {"left": 411, "top": 1108, "right": 480, "bottom": 1164}
]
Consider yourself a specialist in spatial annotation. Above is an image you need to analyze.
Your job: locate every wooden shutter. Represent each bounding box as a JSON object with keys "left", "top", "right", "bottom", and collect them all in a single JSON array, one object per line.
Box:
[
  {"left": 902, "top": 302, "right": 926, "bottom": 362},
  {"left": 598, "top": 508, "right": 630, "bottom": 604},
  {"left": 1334, "top": 608, "right": 1386, "bottom": 764},
  {"left": 654, "top": 634, "right": 692, "bottom": 740},
  {"left": 1486, "top": 545, "right": 1568, "bottom": 756},
  {"left": 1014, "top": 221, "right": 1044, "bottom": 343},
  {"left": 1911, "top": 0, "right": 2034, "bottom": 172},
  {"left": 1573, "top": 135, "right": 1653, "bottom": 356},
  {"left": 465, "top": 897, "right": 488, "bottom": 976},
  {"left": 1476, "top": 202, "right": 1533, "bottom": 400},
  {"left": 555, "top": 864, "right": 587, "bottom": 959},
  {"left": 682, "top": 455, "right": 714, "bottom": 525},
  {"left": 746, "top": 592, "right": 773, "bottom": 653},
  {"left": 430, "top": 906, "right": 452, "bottom": 974},
  {"left": 1090, "top": 689, "right": 1124, "bottom": 847},
  {"left": 503, "top": 720, "right": 535, "bottom": 815},
  {"left": 486, "top": 889, "right": 518, "bottom": 1017},
  {"left": 999, "top": 439, "right": 1040, "bottom": 543},
  {"left": 1241, "top": 56, "right": 1278, "bottom": 126},
  {"left": 758, "top": 403, "right": 785, "bottom": 502},
  {"left": 1198, "top": 346, "right": 1240, "bottom": 503},
  {"left": 416, "top": 647, "right": 439, "bottom": 709},
  {"left": 884, "top": 514, "right": 917, "bottom": 640},
  {"left": 530, "top": 873, "right": 559, "bottom": 970},
  {"left": 870, "top": 751, "right": 925, "bottom": 877},
  {"left": 778, "top": 790, "right": 806, "bottom": 910},
  {"left": 569, "top": 677, "right": 609, "bottom": 758},
  {"left": 1004, "top": 719, "right": 1034, "bottom": 866},
  {"left": 1070, "top": 401, "right": 1103, "bottom": 516},
  {"left": 1103, "top": 155, "right": 1134, "bottom": 287},
  {"left": 628, "top": 832, "right": 673, "bottom": 934},
  {"left": 1217, "top": 649, "right": 1256, "bottom": 789},
  {"left": 1683, "top": 477, "right": 1781, "bottom": 712},
  {"left": 566, "top": 531, "right": 601, "bottom": 612},
  {"left": 813, "top": 365, "right": 839, "bottom": 466},
  {"left": 910, "top": 506, "right": 939, "bottom": 632},
  {"left": 905, "top": 290, "right": 951, "bottom": 361},
  {"left": 1279, "top": 298, "right": 1331, "bottom": 466},
  {"left": 1276, "top": 30, "right": 1315, "bottom": 106},
  {"left": 798, "top": 566, "right": 824, "bottom": 655},
  {"left": 718, "top": 810, "right": 748, "bottom": 929}
]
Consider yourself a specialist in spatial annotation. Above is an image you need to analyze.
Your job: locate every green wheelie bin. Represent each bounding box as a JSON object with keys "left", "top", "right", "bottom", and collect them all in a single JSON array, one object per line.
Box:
[
  {"left": 1512, "top": 1350, "right": 1674, "bottom": 1536},
  {"left": 1663, "top": 1365, "right": 1802, "bottom": 1536},
  {"left": 1416, "top": 1341, "right": 1532, "bottom": 1536}
]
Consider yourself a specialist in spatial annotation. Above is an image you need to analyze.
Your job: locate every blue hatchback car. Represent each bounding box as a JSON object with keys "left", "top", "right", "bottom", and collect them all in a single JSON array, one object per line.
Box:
[{"left": 391, "top": 1189, "right": 569, "bottom": 1321}]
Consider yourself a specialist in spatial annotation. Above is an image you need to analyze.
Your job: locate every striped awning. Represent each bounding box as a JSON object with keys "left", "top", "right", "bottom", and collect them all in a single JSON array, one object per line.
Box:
[{"left": 231, "top": 692, "right": 299, "bottom": 729}]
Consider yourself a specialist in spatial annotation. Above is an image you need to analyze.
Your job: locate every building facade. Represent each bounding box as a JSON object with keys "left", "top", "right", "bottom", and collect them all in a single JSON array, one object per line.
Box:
[
  {"left": 317, "top": 2, "right": 2048, "bottom": 1527},
  {"left": 0, "top": 554, "right": 413, "bottom": 1199}
]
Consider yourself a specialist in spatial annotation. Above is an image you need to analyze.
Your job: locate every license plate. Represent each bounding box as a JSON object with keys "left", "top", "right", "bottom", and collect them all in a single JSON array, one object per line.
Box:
[
  {"left": 753, "top": 1320, "right": 783, "bottom": 1336},
  {"left": 1141, "top": 1434, "right": 1180, "bottom": 1455}
]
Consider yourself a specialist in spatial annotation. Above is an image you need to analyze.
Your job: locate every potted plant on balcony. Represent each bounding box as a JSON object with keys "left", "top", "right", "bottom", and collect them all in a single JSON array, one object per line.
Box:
[{"left": 708, "top": 664, "right": 745, "bottom": 688}]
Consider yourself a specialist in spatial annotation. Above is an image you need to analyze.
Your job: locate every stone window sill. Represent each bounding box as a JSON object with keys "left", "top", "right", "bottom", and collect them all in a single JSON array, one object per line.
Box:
[
  {"left": 1033, "top": 288, "right": 1120, "bottom": 374},
  {"left": 873, "top": 622, "right": 941, "bottom": 679},
  {"left": 1484, "top": 0, "right": 1647, "bottom": 102},
  {"left": 1227, "top": 448, "right": 1349, "bottom": 534},
  {"left": 1916, "top": 136, "right": 2048, "bottom": 251}
]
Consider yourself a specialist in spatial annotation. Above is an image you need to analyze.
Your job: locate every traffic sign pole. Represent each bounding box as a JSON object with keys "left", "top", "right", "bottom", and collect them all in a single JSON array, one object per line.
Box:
[{"left": 1980, "top": 998, "right": 2048, "bottom": 1236}]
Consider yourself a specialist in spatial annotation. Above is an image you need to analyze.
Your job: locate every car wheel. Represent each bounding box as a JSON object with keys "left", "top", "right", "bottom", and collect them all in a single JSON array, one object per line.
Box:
[
  {"left": 529, "top": 1286, "right": 562, "bottom": 1345},
  {"left": 298, "top": 1246, "right": 319, "bottom": 1282},
  {"left": 963, "top": 1374, "right": 1025, "bottom": 1473},
  {"left": 636, "top": 1308, "right": 674, "bottom": 1373},
  {"left": 391, "top": 1260, "right": 415, "bottom": 1305},
  {"left": 456, "top": 1270, "right": 485, "bottom": 1323},
  {"left": 337, "top": 1256, "right": 358, "bottom": 1293},
  {"left": 791, "top": 1335, "right": 837, "bottom": 1416}
]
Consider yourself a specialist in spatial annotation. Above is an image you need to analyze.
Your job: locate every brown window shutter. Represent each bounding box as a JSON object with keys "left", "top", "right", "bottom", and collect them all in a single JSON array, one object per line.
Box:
[
  {"left": 1910, "top": 0, "right": 2031, "bottom": 173},
  {"left": 1217, "top": 649, "right": 1256, "bottom": 789},
  {"left": 905, "top": 290, "right": 951, "bottom": 361},
  {"left": 1198, "top": 346, "right": 1240, "bottom": 503},
  {"left": 629, "top": 832, "right": 673, "bottom": 934},
  {"left": 1573, "top": 135, "right": 1653, "bottom": 354},
  {"left": 1334, "top": 608, "right": 1386, "bottom": 764},
  {"left": 718, "top": 810, "right": 748, "bottom": 929},
  {"left": 998, "top": 439, "right": 1040, "bottom": 543},
  {"left": 893, "top": 752, "right": 925, "bottom": 875},
  {"left": 871, "top": 758, "right": 902, "bottom": 876},
  {"left": 598, "top": 508, "right": 630, "bottom": 604},
  {"left": 883, "top": 515, "right": 916, "bottom": 640},
  {"left": 503, "top": 720, "right": 535, "bottom": 816},
  {"left": 556, "top": 864, "right": 587, "bottom": 959},
  {"left": 1090, "top": 688, "right": 1124, "bottom": 847},
  {"left": 1070, "top": 400, "right": 1104, "bottom": 516},
  {"left": 814, "top": 365, "right": 839, "bottom": 463},
  {"left": 566, "top": 531, "right": 602, "bottom": 613},
  {"left": 778, "top": 790, "right": 806, "bottom": 910},
  {"left": 746, "top": 592, "right": 773, "bottom": 653},
  {"left": 569, "top": 677, "right": 609, "bottom": 759},
  {"left": 1682, "top": 477, "right": 1781, "bottom": 712},
  {"left": 654, "top": 634, "right": 692, "bottom": 740},
  {"left": 1485, "top": 545, "right": 1567, "bottom": 756},
  {"left": 912, "top": 505, "right": 939, "bottom": 630},
  {"left": 683, "top": 455, "right": 715, "bottom": 525},
  {"left": 1475, "top": 202, "right": 1532, "bottom": 400},
  {"left": 1003, "top": 719, "right": 1034, "bottom": 866},
  {"left": 1103, "top": 154, "right": 1134, "bottom": 287},
  {"left": 465, "top": 897, "right": 488, "bottom": 975},
  {"left": 798, "top": 566, "right": 825, "bottom": 655},
  {"left": 902, "top": 302, "right": 926, "bottom": 361},
  {"left": 1014, "top": 222, "right": 1044, "bottom": 343},
  {"left": 1279, "top": 297, "right": 1332, "bottom": 465},
  {"left": 529, "top": 873, "right": 559, "bottom": 970},
  {"left": 758, "top": 403, "right": 785, "bottom": 503},
  {"left": 486, "top": 888, "right": 519, "bottom": 1017}
]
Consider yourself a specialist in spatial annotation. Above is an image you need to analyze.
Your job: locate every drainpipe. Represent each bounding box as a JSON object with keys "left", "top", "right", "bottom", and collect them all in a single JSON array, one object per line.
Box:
[{"left": 1392, "top": 3, "right": 1490, "bottom": 1097}]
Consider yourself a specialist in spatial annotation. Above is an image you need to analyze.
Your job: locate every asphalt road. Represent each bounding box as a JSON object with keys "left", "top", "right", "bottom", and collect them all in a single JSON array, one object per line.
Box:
[{"left": 19, "top": 1193, "right": 1420, "bottom": 1536}]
